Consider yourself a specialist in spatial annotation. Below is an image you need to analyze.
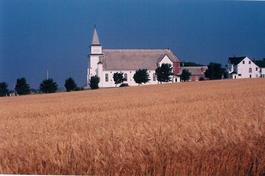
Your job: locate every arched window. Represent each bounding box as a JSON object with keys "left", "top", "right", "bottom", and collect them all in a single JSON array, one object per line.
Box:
[
  {"left": 105, "top": 73, "right": 109, "bottom": 82},
  {"left": 124, "top": 73, "right": 128, "bottom": 81},
  {"left": 153, "top": 73, "right": 156, "bottom": 81}
]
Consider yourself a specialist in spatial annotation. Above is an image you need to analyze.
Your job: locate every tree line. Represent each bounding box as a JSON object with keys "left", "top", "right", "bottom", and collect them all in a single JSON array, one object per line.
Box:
[
  {"left": 0, "top": 62, "right": 228, "bottom": 97},
  {"left": 0, "top": 77, "right": 82, "bottom": 97}
]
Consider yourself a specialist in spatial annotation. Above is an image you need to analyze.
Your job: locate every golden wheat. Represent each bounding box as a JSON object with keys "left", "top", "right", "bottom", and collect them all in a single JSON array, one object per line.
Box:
[{"left": 0, "top": 79, "right": 265, "bottom": 175}]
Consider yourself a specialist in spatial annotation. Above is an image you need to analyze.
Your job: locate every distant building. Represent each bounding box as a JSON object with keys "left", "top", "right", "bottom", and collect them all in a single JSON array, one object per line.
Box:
[
  {"left": 179, "top": 62, "right": 208, "bottom": 81},
  {"left": 227, "top": 56, "right": 260, "bottom": 79},
  {"left": 87, "top": 28, "right": 181, "bottom": 88}
]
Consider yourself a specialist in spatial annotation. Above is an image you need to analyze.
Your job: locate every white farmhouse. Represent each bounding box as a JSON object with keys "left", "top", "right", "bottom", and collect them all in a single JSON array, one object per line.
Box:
[
  {"left": 227, "top": 56, "right": 260, "bottom": 79},
  {"left": 87, "top": 28, "right": 181, "bottom": 88}
]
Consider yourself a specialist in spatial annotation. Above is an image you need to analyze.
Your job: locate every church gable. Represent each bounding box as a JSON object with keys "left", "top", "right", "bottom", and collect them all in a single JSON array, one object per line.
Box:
[{"left": 159, "top": 55, "right": 173, "bottom": 66}]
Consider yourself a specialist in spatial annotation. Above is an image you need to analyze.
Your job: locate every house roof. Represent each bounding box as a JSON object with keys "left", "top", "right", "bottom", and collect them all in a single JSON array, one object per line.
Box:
[
  {"left": 91, "top": 28, "right": 100, "bottom": 45},
  {"left": 180, "top": 66, "right": 207, "bottom": 76},
  {"left": 254, "top": 60, "right": 265, "bottom": 68},
  {"left": 228, "top": 56, "right": 246, "bottom": 65},
  {"left": 100, "top": 49, "right": 180, "bottom": 70}
]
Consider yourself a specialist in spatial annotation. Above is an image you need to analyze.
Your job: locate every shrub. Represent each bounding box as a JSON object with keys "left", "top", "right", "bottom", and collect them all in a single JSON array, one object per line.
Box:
[
  {"left": 15, "top": 78, "right": 30, "bottom": 95},
  {"left": 90, "top": 76, "right": 100, "bottom": 89},
  {"left": 40, "top": 79, "right": 58, "bottom": 93},
  {"left": 133, "top": 69, "right": 150, "bottom": 84},
  {"left": 155, "top": 64, "right": 173, "bottom": 83},
  {"left": 180, "top": 69, "right": 191, "bottom": 82},
  {"left": 113, "top": 72, "right": 125, "bottom": 86},
  {"left": 64, "top": 78, "right": 78, "bottom": 92},
  {"left": 0, "top": 82, "right": 9, "bottom": 97},
  {"left": 119, "top": 83, "right": 129, "bottom": 87}
]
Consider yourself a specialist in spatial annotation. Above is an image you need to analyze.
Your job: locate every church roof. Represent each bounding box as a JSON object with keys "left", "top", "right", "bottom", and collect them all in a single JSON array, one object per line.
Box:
[
  {"left": 91, "top": 28, "right": 100, "bottom": 45},
  {"left": 101, "top": 49, "right": 180, "bottom": 70},
  {"left": 180, "top": 66, "right": 208, "bottom": 76}
]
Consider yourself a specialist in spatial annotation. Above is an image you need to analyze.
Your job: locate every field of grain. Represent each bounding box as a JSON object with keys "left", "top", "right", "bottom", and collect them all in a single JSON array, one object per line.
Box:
[{"left": 0, "top": 79, "right": 265, "bottom": 175}]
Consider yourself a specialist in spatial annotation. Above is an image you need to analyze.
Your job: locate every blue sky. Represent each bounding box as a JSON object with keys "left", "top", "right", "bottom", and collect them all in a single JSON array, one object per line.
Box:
[{"left": 0, "top": 0, "right": 265, "bottom": 88}]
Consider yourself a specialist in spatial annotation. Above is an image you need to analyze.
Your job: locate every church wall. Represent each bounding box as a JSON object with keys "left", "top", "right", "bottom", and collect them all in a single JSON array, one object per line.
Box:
[
  {"left": 88, "top": 55, "right": 99, "bottom": 76},
  {"left": 100, "top": 70, "right": 160, "bottom": 87},
  {"left": 96, "top": 55, "right": 180, "bottom": 87}
]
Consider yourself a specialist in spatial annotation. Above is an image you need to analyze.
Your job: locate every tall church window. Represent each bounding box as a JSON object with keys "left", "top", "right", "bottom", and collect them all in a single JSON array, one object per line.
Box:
[
  {"left": 249, "top": 68, "right": 252, "bottom": 73},
  {"left": 153, "top": 73, "right": 156, "bottom": 81},
  {"left": 105, "top": 73, "right": 109, "bottom": 82},
  {"left": 124, "top": 73, "right": 128, "bottom": 81}
]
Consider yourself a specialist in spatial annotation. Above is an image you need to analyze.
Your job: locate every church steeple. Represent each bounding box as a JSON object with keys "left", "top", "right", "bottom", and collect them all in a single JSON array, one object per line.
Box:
[
  {"left": 88, "top": 27, "right": 103, "bottom": 86},
  {"left": 91, "top": 27, "right": 100, "bottom": 46},
  {"left": 90, "top": 26, "right": 102, "bottom": 55}
]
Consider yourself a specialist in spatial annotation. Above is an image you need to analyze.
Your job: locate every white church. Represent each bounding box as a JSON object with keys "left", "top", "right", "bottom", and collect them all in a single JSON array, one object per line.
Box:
[{"left": 87, "top": 28, "right": 181, "bottom": 88}]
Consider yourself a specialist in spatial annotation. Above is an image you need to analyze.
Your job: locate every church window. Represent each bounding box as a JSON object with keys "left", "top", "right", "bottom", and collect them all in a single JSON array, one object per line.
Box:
[
  {"left": 153, "top": 73, "right": 156, "bottom": 81},
  {"left": 105, "top": 73, "right": 109, "bottom": 82},
  {"left": 249, "top": 68, "right": 252, "bottom": 73},
  {"left": 124, "top": 73, "right": 128, "bottom": 81}
]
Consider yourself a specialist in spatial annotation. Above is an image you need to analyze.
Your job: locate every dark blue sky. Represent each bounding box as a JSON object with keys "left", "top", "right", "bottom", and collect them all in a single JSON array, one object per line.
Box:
[{"left": 0, "top": 0, "right": 265, "bottom": 88}]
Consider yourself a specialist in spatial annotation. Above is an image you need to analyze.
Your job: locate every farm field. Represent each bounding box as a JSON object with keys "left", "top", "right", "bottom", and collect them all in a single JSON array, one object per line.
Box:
[{"left": 0, "top": 79, "right": 265, "bottom": 175}]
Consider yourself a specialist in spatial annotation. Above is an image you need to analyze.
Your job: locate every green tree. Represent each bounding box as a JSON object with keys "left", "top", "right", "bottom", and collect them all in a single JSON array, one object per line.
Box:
[
  {"left": 180, "top": 69, "right": 191, "bottom": 82},
  {"left": 15, "top": 77, "right": 30, "bottom": 95},
  {"left": 89, "top": 75, "right": 100, "bottom": 89},
  {"left": 0, "top": 82, "right": 9, "bottom": 97},
  {"left": 133, "top": 69, "right": 150, "bottom": 84},
  {"left": 64, "top": 77, "right": 78, "bottom": 92},
  {"left": 40, "top": 79, "right": 58, "bottom": 93},
  {"left": 222, "top": 69, "right": 229, "bottom": 79},
  {"left": 205, "top": 63, "right": 225, "bottom": 80},
  {"left": 113, "top": 72, "right": 125, "bottom": 86},
  {"left": 155, "top": 64, "right": 173, "bottom": 83}
]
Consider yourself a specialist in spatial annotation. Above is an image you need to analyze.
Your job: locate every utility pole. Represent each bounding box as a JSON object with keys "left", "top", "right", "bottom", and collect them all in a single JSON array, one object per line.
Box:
[{"left": 46, "top": 70, "right": 49, "bottom": 80}]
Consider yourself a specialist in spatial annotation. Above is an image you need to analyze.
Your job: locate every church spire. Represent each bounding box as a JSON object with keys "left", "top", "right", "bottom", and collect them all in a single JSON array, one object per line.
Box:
[{"left": 91, "top": 26, "right": 100, "bottom": 46}]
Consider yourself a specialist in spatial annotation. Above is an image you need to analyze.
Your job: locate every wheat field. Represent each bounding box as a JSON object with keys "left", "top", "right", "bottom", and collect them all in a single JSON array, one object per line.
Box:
[{"left": 0, "top": 79, "right": 265, "bottom": 175}]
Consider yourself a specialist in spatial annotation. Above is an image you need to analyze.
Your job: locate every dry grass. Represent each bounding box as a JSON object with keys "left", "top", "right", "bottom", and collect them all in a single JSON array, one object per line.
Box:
[{"left": 0, "top": 79, "right": 265, "bottom": 175}]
